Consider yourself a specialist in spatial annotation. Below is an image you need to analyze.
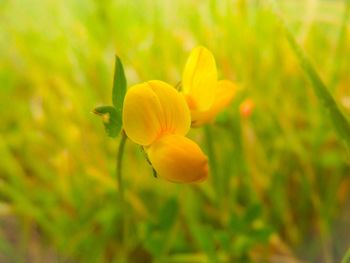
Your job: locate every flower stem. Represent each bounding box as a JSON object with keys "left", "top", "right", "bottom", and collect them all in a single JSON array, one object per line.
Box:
[
  {"left": 204, "top": 125, "right": 220, "bottom": 199},
  {"left": 116, "top": 131, "right": 127, "bottom": 262},
  {"left": 117, "top": 131, "right": 127, "bottom": 203}
]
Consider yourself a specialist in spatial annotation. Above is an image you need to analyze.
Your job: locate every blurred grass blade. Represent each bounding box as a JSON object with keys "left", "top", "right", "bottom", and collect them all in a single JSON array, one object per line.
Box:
[
  {"left": 269, "top": 0, "right": 350, "bottom": 150},
  {"left": 285, "top": 29, "right": 350, "bottom": 150},
  {"left": 329, "top": 0, "right": 350, "bottom": 90},
  {"left": 112, "top": 56, "right": 127, "bottom": 112},
  {"left": 341, "top": 247, "right": 350, "bottom": 263},
  {"left": 158, "top": 198, "right": 178, "bottom": 230},
  {"left": 93, "top": 105, "right": 121, "bottom": 137}
]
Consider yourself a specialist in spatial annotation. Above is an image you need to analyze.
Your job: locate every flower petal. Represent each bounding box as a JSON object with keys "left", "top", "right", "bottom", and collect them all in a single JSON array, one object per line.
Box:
[
  {"left": 147, "top": 134, "right": 208, "bottom": 183},
  {"left": 122, "top": 83, "right": 163, "bottom": 145},
  {"left": 147, "top": 80, "right": 190, "bottom": 137},
  {"left": 182, "top": 46, "right": 217, "bottom": 111},
  {"left": 123, "top": 81, "right": 191, "bottom": 146},
  {"left": 191, "top": 80, "right": 237, "bottom": 127}
]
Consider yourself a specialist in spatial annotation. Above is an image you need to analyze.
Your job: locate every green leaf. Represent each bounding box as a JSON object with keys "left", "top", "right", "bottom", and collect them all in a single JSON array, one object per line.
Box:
[
  {"left": 112, "top": 56, "right": 127, "bottom": 112},
  {"left": 93, "top": 56, "right": 126, "bottom": 138},
  {"left": 93, "top": 106, "right": 121, "bottom": 137}
]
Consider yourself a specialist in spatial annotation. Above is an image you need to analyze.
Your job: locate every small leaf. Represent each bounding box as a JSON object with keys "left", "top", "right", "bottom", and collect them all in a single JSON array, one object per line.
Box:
[
  {"left": 112, "top": 56, "right": 127, "bottom": 112},
  {"left": 93, "top": 106, "right": 121, "bottom": 137}
]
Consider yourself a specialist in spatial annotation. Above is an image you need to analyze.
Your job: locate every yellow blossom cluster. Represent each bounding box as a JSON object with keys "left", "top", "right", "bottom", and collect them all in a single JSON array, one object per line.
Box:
[{"left": 122, "top": 46, "right": 236, "bottom": 183}]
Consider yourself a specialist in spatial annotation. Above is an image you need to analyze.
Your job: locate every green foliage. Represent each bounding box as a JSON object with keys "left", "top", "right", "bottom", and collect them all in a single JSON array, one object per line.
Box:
[
  {"left": 0, "top": 0, "right": 349, "bottom": 262},
  {"left": 93, "top": 56, "right": 126, "bottom": 138},
  {"left": 112, "top": 56, "right": 127, "bottom": 112},
  {"left": 93, "top": 106, "right": 120, "bottom": 137},
  {"left": 144, "top": 198, "right": 179, "bottom": 258}
]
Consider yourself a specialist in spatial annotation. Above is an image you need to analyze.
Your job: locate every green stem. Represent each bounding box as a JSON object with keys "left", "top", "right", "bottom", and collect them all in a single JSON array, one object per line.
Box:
[
  {"left": 116, "top": 131, "right": 127, "bottom": 262},
  {"left": 204, "top": 125, "right": 220, "bottom": 200},
  {"left": 117, "top": 131, "right": 127, "bottom": 203}
]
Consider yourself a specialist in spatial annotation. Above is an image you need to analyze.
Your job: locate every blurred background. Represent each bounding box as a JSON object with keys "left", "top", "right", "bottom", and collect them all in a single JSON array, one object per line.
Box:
[{"left": 0, "top": 0, "right": 350, "bottom": 262}]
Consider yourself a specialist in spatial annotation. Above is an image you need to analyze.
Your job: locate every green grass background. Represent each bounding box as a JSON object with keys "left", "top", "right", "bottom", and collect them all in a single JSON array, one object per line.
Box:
[{"left": 0, "top": 0, "right": 350, "bottom": 262}]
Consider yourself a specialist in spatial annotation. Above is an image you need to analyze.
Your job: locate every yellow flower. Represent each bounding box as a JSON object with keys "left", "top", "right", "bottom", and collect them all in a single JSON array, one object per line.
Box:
[
  {"left": 122, "top": 80, "right": 208, "bottom": 183},
  {"left": 147, "top": 135, "right": 208, "bottom": 183},
  {"left": 182, "top": 46, "right": 237, "bottom": 126}
]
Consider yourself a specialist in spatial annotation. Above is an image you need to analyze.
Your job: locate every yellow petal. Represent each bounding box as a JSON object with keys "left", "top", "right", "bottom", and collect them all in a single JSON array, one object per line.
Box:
[
  {"left": 147, "top": 134, "right": 208, "bottom": 183},
  {"left": 182, "top": 46, "right": 217, "bottom": 111},
  {"left": 123, "top": 81, "right": 190, "bottom": 146},
  {"left": 122, "top": 83, "right": 163, "bottom": 145},
  {"left": 147, "top": 80, "right": 190, "bottom": 137},
  {"left": 191, "top": 80, "right": 237, "bottom": 127}
]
